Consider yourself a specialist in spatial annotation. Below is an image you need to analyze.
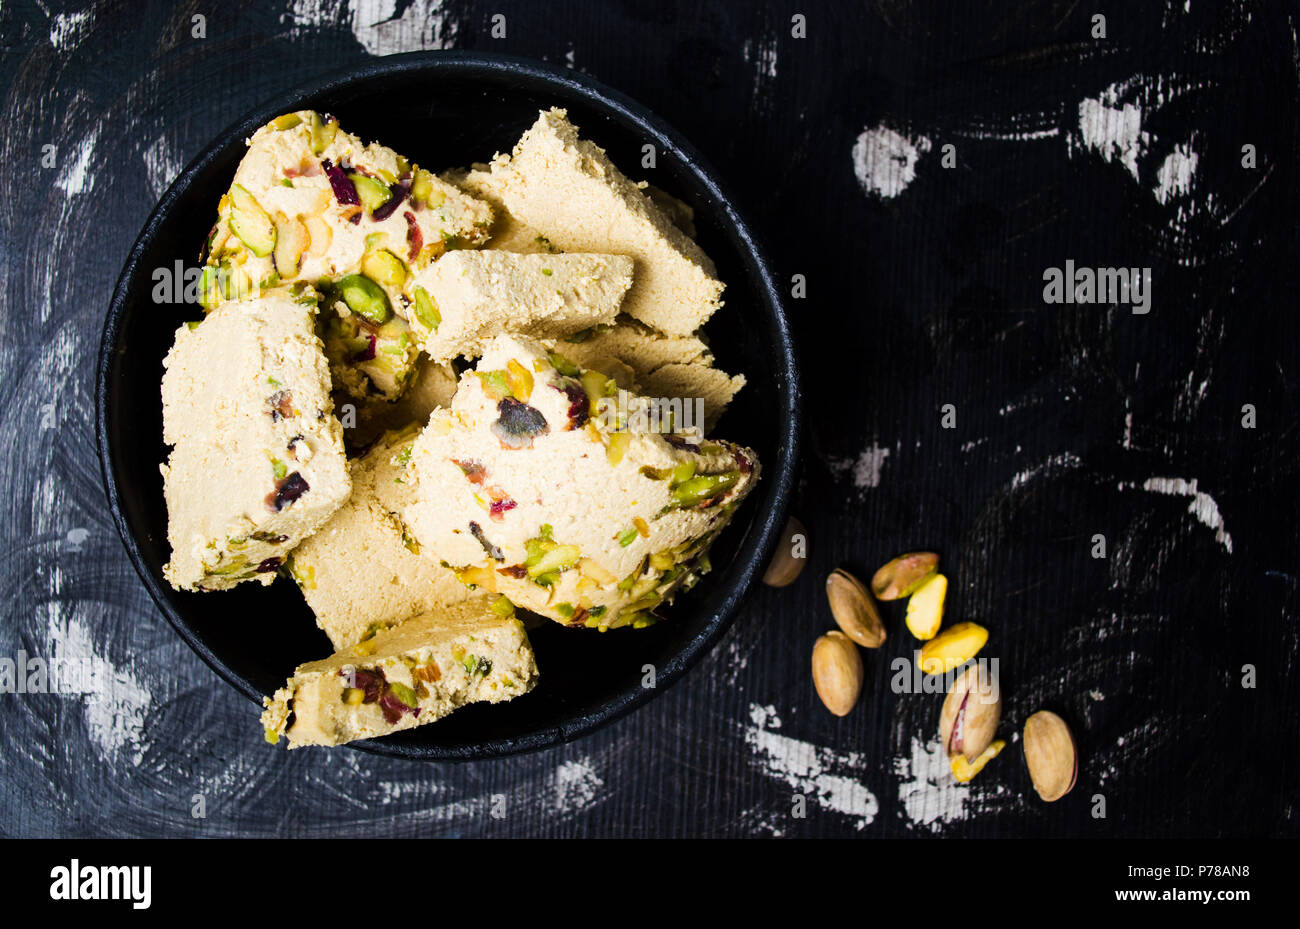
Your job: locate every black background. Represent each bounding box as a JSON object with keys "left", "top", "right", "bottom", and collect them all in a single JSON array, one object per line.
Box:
[{"left": 1, "top": 0, "right": 1296, "bottom": 837}]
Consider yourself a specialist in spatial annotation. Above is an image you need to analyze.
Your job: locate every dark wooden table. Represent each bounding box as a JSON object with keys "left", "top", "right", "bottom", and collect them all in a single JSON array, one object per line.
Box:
[{"left": 2, "top": 0, "right": 1295, "bottom": 837}]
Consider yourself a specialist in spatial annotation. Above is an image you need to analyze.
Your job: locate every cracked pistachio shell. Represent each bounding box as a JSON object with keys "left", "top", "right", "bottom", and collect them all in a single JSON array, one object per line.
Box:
[
  {"left": 871, "top": 551, "right": 939, "bottom": 600},
  {"left": 939, "top": 663, "right": 1001, "bottom": 761}
]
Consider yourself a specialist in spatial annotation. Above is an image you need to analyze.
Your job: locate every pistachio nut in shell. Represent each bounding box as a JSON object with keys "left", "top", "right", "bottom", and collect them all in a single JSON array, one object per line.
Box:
[
  {"left": 870, "top": 551, "right": 939, "bottom": 600},
  {"left": 763, "top": 516, "right": 808, "bottom": 587},
  {"left": 939, "top": 663, "right": 1001, "bottom": 761},
  {"left": 825, "top": 568, "right": 886, "bottom": 648},
  {"left": 812, "top": 631, "right": 863, "bottom": 717},
  {"left": 1023, "top": 710, "right": 1078, "bottom": 802}
]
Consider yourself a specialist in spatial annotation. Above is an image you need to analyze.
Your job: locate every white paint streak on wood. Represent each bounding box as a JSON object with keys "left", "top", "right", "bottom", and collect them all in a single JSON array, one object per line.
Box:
[
  {"left": 1139, "top": 476, "right": 1233, "bottom": 553},
  {"left": 742, "top": 703, "right": 879, "bottom": 829},
  {"left": 852, "top": 124, "right": 932, "bottom": 199}
]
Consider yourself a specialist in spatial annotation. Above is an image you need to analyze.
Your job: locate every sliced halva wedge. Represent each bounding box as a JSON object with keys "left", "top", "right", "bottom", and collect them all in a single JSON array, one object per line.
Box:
[
  {"left": 486, "top": 108, "right": 724, "bottom": 336},
  {"left": 160, "top": 289, "right": 351, "bottom": 591},
  {"left": 403, "top": 334, "right": 759, "bottom": 630},
  {"left": 260, "top": 598, "right": 538, "bottom": 748},
  {"left": 407, "top": 250, "right": 632, "bottom": 362},
  {"left": 288, "top": 426, "right": 475, "bottom": 650}
]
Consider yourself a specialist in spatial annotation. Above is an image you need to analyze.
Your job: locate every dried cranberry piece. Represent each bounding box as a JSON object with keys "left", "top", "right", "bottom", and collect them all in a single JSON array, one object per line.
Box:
[
  {"left": 736, "top": 451, "right": 752, "bottom": 474},
  {"left": 255, "top": 557, "right": 282, "bottom": 573},
  {"left": 453, "top": 459, "right": 486, "bottom": 484},
  {"left": 497, "top": 565, "right": 528, "bottom": 579},
  {"left": 404, "top": 210, "right": 423, "bottom": 261},
  {"left": 342, "top": 667, "right": 385, "bottom": 704},
  {"left": 266, "top": 472, "right": 310, "bottom": 512},
  {"left": 321, "top": 158, "right": 359, "bottom": 207},
  {"left": 351, "top": 332, "right": 377, "bottom": 362},
  {"left": 559, "top": 381, "right": 589, "bottom": 429},
  {"left": 492, "top": 397, "right": 550, "bottom": 449},
  {"left": 487, "top": 485, "right": 516, "bottom": 521}
]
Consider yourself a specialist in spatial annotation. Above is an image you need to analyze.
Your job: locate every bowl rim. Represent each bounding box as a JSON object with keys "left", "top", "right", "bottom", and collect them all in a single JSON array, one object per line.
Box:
[{"left": 95, "top": 50, "right": 802, "bottom": 760}]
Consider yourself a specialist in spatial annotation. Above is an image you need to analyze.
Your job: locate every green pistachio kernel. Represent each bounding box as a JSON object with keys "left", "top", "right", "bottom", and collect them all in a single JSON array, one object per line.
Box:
[
  {"left": 489, "top": 596, "right": 516, "bottom": 618},
  {"left": 348, "top": 173, "right": 392, "bottom": 212},
  {"left": 336, "top": 273, "right": 392, "bottom": 324},
  {"left": 524, "top": 541, "right": 582, "bottom": 578},
  {"left": 476, "top": 370, "right": 512, "bottom": 400},
  {"left": 669, "top": 472, "right": 739, "bottom": 508},
  {"left": 412, "top": 286, "right": 441, "bottom": 331},
  {"left": 228, "top": 184, "right": 277, "bottom": 257},
  {"left": 547, "top": 352, "right": 581, "bottom": 377},
  {"left": 387, "top": 681, "right": 419, "bottom": 709},
  {"left": 360, "top": 248, "right": 407, "bottom": 287},
  {"left": 309, "top": 112, "right": 337, "bottom": 154}
]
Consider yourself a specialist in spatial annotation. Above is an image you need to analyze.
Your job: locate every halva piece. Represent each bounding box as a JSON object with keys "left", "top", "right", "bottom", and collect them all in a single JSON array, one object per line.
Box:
[
  {"left": 407, "top": 250, "right": 633, "bottom": 361},
  {"left": 403, "top": 334, "right": 759, "bottom": 630},
  {"left": 160, "top": 289, "right": 351, "bottom": 591},
  {"left": 201, "top": 110, "right": 493, "bottom": 400},
  {"left": 487, "top": 108, "right": 724, "bottom": 336},
  {"left": 443, "top": 165, "right": 557, "bottom": 255},
  {"left": 558, "top": 318, "right": 746, "bottom": 430},
  {"left": 260, "top": 598, "right": 538, "bottom": 748}
]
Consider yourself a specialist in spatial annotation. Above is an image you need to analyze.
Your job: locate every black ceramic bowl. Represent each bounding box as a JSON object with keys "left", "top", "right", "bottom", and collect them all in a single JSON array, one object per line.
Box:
[{"left": 97, "top": 52, "right": 800, "bottom": 759}]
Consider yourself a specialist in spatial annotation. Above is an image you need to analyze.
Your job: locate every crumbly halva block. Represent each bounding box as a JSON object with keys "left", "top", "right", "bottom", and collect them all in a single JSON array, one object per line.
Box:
[
  {"left": 201, "top": 110, "right": 492, "bottom": 400},
  {"left": 558, "top": 318, "right": 745, "bottom": 430},
  {"left": 260, "top": 599, "right": 538, "bottom": 748},
  {"left": 408, "top": 250, "right": 633, "bottom": 361},
  {"left": 403, "top": 335, "right": 759, "bottom": 630},
  {"left": 160, "top": 290, "right": 351, "bottom": 591},
  {"left": 487, "top": 108, "right": 724, "bottom": 336},
  {"left": 289, "top": 427, "right": 474, "bottom": 650},
  {"left": 644, "top": 186, "right": 697, "bottom": 239},
  {"left": 637, "top": 363, "right": 746, "bottom": 433},
  {"left": 558, "top": 317, "right": 711, "bottom": 371}
]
